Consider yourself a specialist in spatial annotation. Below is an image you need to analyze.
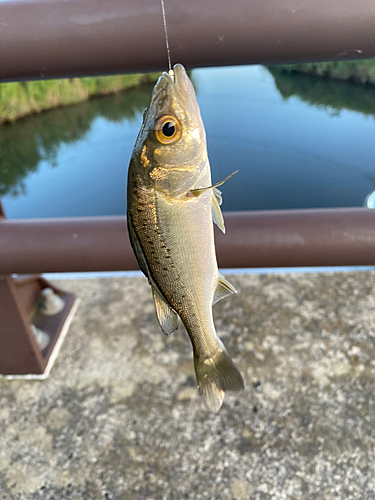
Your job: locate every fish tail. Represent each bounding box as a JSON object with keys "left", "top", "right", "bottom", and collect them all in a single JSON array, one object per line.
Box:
[{"left": 194, "top": 343, "right": 244, "bottom": 413}]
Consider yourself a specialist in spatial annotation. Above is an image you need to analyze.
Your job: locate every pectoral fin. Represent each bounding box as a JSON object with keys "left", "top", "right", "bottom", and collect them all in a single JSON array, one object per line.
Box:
[
  {"left": 211, "top": 187, "right": 225, "bottom": 233},
  {"left": 188, "top": 170, "right": 239, "bottom": 198},
  {"left": 213, "top": 274, "right": 237, "bottom": 305},
  {"left": 152, "top": 286, "right": 178, "bottom": 336}
]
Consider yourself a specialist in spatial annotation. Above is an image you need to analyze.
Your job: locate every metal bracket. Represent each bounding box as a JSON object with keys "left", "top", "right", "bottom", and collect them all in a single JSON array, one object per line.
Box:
[
  {"left": 0, "top": 199, "right": 77, "bottom": 377},
  {"left": 0, "top": 275, "right": 77, "bottom": 377}
]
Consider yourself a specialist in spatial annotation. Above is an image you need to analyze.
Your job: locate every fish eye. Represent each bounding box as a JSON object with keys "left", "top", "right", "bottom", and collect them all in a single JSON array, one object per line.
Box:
[{"left": 154, "top": 115, "right": 182, "bottom": 145}]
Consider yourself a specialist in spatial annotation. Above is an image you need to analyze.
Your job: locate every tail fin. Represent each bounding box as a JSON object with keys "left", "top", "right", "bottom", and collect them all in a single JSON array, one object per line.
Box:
[{"left": 194, "top": 346, "right": 244, "bottom": 413}]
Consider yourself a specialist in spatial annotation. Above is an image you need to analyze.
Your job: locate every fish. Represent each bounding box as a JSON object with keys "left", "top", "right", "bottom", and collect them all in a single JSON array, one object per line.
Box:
[{"left": 127, "top": 63, "right": 244, "bottom": 412}]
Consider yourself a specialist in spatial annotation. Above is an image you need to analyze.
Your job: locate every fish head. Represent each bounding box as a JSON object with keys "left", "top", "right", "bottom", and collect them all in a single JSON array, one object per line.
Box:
[{"left": 132, "top": 64, "right": 208, "bottom": 195}]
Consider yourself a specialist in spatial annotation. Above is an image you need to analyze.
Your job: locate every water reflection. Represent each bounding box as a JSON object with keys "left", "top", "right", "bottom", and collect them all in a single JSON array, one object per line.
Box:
[
  {"left": 0, "top": 84, "right": 154, "bottom": 198},
  {"left": 2, "top": 66, "right": 375, "bottom": 217},
  {"left": 268, "top": 66, "right": 375, "bottom": 118}
]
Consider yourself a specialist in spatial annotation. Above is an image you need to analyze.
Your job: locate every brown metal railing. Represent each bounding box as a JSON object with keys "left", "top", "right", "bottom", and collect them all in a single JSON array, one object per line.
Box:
[
  {"left": 0, "top": 0, "right": 375, "bottom": 81},
  {"left": 1, "top": 209, "right": 375, "bottom": 274}
]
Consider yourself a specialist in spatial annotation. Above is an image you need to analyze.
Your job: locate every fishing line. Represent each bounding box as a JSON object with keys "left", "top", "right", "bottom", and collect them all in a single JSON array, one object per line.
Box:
[{"left": 160, "top": 0, "right": 172, "bottom": 74}]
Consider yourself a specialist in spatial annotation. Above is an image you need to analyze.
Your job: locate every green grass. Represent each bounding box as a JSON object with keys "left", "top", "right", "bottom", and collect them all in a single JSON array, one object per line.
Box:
[
  {"left": 0, "top": 82, "right": 156, "bottom": 197},
  {"left": 2, "top": 60, "right": 375, "bottom": 125},
  {"left": 0, "top": 73, "right": 159, "bottom": 124},
  {"left": 277, "top": 59, "right": 375, "bottom": 85}
]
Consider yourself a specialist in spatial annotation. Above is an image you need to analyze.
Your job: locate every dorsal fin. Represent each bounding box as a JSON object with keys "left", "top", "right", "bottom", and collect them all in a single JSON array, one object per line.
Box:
[
  {"left": 127, "top": 212, "right": 151, "bottom": 280},
  {"left": 152, "top": 286, "right": 178, "bottom": 336},
  {"left": 128, "top": 213, "right": 178, "bottom": 336}
]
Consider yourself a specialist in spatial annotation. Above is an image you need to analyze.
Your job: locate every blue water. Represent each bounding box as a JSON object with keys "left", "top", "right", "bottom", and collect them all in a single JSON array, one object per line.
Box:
[
  {"left": 3, "top": 118, "right": 136, "bottom": 218},
  {"left": 2, "top": 65, "right": 375, "bottom": 218}
]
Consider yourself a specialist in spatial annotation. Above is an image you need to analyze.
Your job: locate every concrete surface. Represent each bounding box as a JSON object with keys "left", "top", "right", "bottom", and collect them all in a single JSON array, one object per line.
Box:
[{"left": 1, "top": 271, "right": 375, "bottom": 499}]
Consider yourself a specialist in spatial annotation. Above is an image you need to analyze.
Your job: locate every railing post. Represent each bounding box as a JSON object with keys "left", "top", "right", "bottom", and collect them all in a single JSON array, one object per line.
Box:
[
  {"left": 0, "top": 200, "right": 78, "bottom": 376},
  {"left": 0, "top": 275, "right": 77, "bottom": 376},
  {"left": 0, "top": 275, "right": 44, "bottom": 374}
]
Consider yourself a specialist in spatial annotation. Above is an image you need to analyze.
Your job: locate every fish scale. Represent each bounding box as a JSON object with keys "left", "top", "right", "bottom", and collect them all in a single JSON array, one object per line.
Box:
[{"left": 131, "top": 189, "right": 211, "bottom": 330}]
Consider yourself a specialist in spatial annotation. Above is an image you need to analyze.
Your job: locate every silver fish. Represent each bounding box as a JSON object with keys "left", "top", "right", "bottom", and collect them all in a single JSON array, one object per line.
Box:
[{"left": 127, "top": 63, "right": 244, "bottom": 412}]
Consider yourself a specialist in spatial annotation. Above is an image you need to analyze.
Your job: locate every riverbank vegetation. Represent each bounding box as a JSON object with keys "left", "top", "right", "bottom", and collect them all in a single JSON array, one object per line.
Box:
[
  {"left": 0, "top": 82, "right": 155, "bottom": 197},
  {"left": 1, "top": 59, "right": 374, "bottom": 125},
  {"left": 276, "top": 59, "right": 375, "bottom": 85},
  {"left": 268, "top": 66, "right": 375, "bottom": 118},
  {"left": 0, "top": 73, "right": 159, "bottom": 124}
]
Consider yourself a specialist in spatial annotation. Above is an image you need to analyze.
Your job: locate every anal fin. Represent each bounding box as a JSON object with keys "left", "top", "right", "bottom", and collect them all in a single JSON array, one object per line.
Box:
[
  {"left": 152, "top": 286, "right": 178, "bottom": 336},
  {"left": 213, "top": 274, "right": 237, "bottom": 305}
]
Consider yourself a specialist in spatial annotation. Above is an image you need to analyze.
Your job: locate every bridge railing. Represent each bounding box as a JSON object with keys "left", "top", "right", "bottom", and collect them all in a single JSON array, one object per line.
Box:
[{"left": 0, "top": 0, "right": 375, "bottom": 81}]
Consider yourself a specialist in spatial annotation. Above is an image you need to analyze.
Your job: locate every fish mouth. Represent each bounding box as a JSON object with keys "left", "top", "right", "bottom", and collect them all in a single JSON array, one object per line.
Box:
[
  {"left": 166, "top": 63, "right": 189, "bottom": 95},
  {"left": 156, "top": 63, "right": 188, "bottom": 96},
  {"left": 152, "top": 63, "right": 198, "bottom": 115}
]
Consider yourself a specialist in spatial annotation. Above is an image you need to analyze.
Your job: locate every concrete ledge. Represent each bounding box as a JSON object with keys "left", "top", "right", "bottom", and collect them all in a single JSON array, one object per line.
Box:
[{"left": 1, "top": 272, "right": 375, "bottom": 499}]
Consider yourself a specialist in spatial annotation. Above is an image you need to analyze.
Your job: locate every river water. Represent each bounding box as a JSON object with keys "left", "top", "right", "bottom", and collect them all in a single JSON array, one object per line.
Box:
[{"left": 2, "top": 65, "right": 375, "bottom": 218}]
